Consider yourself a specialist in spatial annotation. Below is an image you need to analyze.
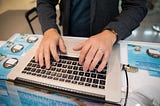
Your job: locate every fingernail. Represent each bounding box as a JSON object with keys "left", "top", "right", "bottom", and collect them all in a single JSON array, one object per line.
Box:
[
  {"left": 57, "top": 59, "right": 60, "bottom": 62},
  {"left": 83, "top": 66, "right": 88, "bottom": 72},
  {"left": 46, "top": 66, "right": 50, "bottom": 69},
  {"left": 79, "top": 62, "right": 82, "bottom": 65},
  {"left": 55, "top": 57, "right": 60, "bottom": 62},
  {"left": 98, "top": 68, "right": 102, "bottom": 72},
  {"left": 79, "top": 60, "right": 83, "bottom": 65},
  {"left": 89, "top": 67, "right": 93, "bottom": 71},
  {"left": 40, "top": 64, "right": 43, "bottom": 67}
]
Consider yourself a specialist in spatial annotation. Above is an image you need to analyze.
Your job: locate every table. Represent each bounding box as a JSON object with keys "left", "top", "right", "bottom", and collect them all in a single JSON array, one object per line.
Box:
[
  {"left": 0, "top": 80, "right": 112, "bottom": 106},
  {"left": 0, "top": 40, "right": 160, "bottom": 106}
]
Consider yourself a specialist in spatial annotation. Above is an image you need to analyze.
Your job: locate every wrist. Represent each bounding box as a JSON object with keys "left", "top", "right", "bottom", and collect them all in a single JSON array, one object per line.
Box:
[
  {"left": 102, "top": 29, "right": 118, "bottom": 45},
  {"left": 44, "top": 28, "right": 58, "bottom": 34}
]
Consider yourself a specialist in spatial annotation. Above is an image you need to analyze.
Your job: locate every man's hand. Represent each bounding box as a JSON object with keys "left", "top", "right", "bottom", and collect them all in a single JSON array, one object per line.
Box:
[
  {"left": 35, "top": 28, "right": 66, "bottom": 69},
  {"left": 73, "top": 30, "right": 117, "bottom": 72}
]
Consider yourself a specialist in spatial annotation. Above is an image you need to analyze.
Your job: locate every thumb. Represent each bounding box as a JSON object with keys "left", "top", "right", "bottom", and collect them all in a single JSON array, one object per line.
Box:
[
  {"left": 73, "top": 41, "right": 85, "bottom": 51},
  {"left": 59, "top": 38, "right": 67, "bottom": 53}
]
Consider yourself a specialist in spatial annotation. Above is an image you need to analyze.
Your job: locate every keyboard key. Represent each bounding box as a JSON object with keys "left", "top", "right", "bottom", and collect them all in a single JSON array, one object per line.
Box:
[
  {"left": 56, "top": 73, "right": 62, "bottom": 77},
  {"left": 85, "top": 83, "right": 90, "bottom": 86},
  {"left": 99, "top": 85, "right": 105, "bottom": 89},
  {"left": 24, "top": 67, "right": 31, "bottom": 71},
  {"left": 87, "top": 78, "right": 92, "bottom": 83},
  {"left": 85, "top": 73, "right": 90, "bottom": 77},
  {"left": 41, "top": 70, "right": 46, "bottom": 74},
  {"left": 71, "top": 80, "right": 77, "bottom": 84},
  {"left": 52, "top": 62, "right": 57, "bottom": 66},
  {"left": 42, "top": 75, "right": 47, "bottom": 78},
  {"left": 79, "top": 67, "right": 83, "bottom": 71},
  {"left": 61, "top": 59, "right": 66, "bottom": 63},
  {"left": 72, "top": 61, "right": 77, "bottom": 65},
  {"left": 27, "top": 63, "right": 32, "bottom": 66},
  {"left": 62, "top": 69, "right": 67, "bottom": 73},
  {"left": 36, "top": 74, "right": 41, "bottom": 77},
  {"left": 22, "top": 71, "right": 26, "bottom": 73},
  {"left": 98, "top": 70, "right": 106, "bottom": 75},
  {"left": 41, "top": 66, "right": 46, "bottom": 69},
  {"left": 80, "top": 77, "right": 86, "bottom": 82},
  {"left": 91, "top": 73, "right": 96, "bottom": 78},
  {"left": 79, "top": 72, "right": 84, "bottom": 76},
  {"left": 74, "top": 76, "right": 80, "bottom": 81},
  {"left": 46, "top": 70, "right": 51, "bottom": 75},
  {"left": 100, "top": 80, "right": 106, "bottom": 85},
  {"left": 31, "top": 72, "right": 36, "bottom": 76},
  {"left": 32, "top": 63, "right": 36, "bottom": 67},
  {"left": 97, "top": 74, "right": 106, "bottom": 79},
  {"left": 62, "top": 74, "right": 68, "bottom": 78},
  {"left": 92, "top": 84, "right": 98, "bottom": 88},
  {"left": 37, "top": 64, "right": 40, "bottom": 68},
  {"left": 73, "top": 66, "right": 78, "bottom": 70},
  {"left": 31, "top": 68, "right": 36, "bottom": 72},
  {"left": 53, "top": 77, "right": 59, "bottom": 80},
  {"left": 93, "top": 79, "right": 99, "bottom": 84},
  {"left": 68, "top": 65, "right": 73, "bottom": 69},
  {"left": 67, "top": 70, "right": 72, "bottom": 74},
  {"left": 68, "top": 75, "right": 74, "bottom": 79},
  {"left": 57, "top": 63, "right": 62, "bottom": 67},
  {"left": 47, "top": 76, "right": 53, "bottom": 79},
  {"left": 59, "top": 78, "right": 65, "bottom": 82},
  {"left": 73, "top": 71, "right": 78, "bottom": 75},
  {"left": 78, "top": 82, "right": 84, "bottom": 85},
  {"left": 26, "top": 71, "right": 31, "bottom": 74},
  {"left": 62, "top": 64, "right": 67, "bottom": 68},
  {"left": 56, "top": 68, "right": 61, "bottom": 72},
  {"left": 36, "top": 69, "right": 41, "bottom": 73},
  {"left": 51, "top": 72, "right": 57, "bottom": 76},
  {"left": 67, "top": 61, "right": 71, "bottom": 64},
  {"left": 31, "top": 58, "right": 35, "bottom": 62},
  {"left": 51, "top": 67, "right": 56, "bottom": 71},
  {"left": 65, "top": 79, "right": 71, "bottom": 83}
]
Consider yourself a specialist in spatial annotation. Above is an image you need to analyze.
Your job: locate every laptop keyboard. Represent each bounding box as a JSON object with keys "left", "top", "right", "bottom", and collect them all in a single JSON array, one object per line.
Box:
[{"left": 21, "top": 55, "right": 107, "bottom": 89}]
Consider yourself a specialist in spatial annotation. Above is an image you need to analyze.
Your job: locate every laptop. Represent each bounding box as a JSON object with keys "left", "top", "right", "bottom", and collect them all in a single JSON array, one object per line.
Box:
[{"left": 7, "top": 36, "right": 121, "bottom": 105}]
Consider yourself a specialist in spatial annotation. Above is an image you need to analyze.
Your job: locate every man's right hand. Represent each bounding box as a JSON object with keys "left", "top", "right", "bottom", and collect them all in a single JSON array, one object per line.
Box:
[{"left": 35, "top": 28, "right": 66, "bottom": 69}]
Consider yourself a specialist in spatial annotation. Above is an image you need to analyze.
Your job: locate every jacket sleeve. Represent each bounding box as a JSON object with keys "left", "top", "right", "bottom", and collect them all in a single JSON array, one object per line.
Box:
[
  {"left": 104, "top": 0, "right": 148, "bottom": 41},
  {"left": 37, "top": 0, "right": 59, "bottom": 33}
]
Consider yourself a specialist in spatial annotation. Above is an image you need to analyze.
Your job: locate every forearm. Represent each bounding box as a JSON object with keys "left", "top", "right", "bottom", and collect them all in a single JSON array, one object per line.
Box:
[
  {"left": 104, "top": 0, "right": 148, "bottom": 41},
  {"left": 37, "top": 0, "right": 59, "bottom": 33}
]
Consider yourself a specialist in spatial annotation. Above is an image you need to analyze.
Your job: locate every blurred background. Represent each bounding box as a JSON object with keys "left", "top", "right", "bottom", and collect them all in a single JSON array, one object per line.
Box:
[{"left": 0, "top": 0, "right": 160, "bottom": 42}]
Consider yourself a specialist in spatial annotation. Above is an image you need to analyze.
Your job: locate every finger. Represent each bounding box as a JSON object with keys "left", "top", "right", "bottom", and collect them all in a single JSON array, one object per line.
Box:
[
  {"left": 78, "top": 43, "right": 91, "bottom": 65},
  {"left": 89, "top": 49, "right": 104, "bottom": 71},
  {"left": 35, "top": 48, "right": 39, "bottom": 62},
  {"left": 83, "top": 46, "right": 97, "bottom": 72},
  {"left": 50, "top": 44, "right": 59, "bottom": 61},
  {"left": 38, "top": 47, "right": 44, "bottom": 67},
  {"left": 97, "top": 52, "right": 109, "bottom": 72},
  {"left": 44, "top": 45, "right": 50, "bottom": 69},
  {"left": 73, "top": 41, "right": 85, "bottom": 51},
  {"left": 59, "top": 38, "right": 67, "bottom": 53}
]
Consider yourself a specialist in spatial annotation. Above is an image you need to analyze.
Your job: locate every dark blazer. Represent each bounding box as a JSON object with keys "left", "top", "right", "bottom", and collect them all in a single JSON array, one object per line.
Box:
[{"left": 37, "top": 0, "right": 147, "bottom": 41}]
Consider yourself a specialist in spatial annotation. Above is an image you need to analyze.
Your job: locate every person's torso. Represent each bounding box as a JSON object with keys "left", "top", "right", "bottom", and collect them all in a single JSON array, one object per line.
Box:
[
  {"left": 70, "top": 0, "right": 90, "bottom": 37},
  {"left": 59, "top": 0, "right": 119, "bottom": 37}
]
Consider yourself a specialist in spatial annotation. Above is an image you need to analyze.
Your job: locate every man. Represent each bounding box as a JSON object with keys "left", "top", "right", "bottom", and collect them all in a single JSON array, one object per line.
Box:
[{"left": 35, "top": 0, "right": 147, "bottom": 72}]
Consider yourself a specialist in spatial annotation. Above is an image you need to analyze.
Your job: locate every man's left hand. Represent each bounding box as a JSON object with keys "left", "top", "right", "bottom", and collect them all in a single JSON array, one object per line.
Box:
[{"left": 73, "top": 30, "right": 117, "bottom": 72}]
